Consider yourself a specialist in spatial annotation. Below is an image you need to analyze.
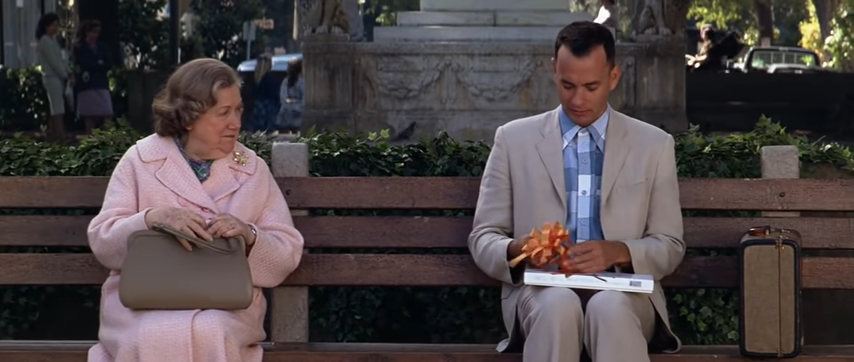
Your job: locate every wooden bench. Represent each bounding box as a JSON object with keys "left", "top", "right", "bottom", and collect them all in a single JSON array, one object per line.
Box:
[{"left": 1, "top": 145, "right": 854, "bottom": 361}]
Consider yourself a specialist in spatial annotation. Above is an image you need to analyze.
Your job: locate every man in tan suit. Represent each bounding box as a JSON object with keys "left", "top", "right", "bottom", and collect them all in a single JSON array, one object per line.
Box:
[{"left": 468, "top": 21, "right": 685, "bottom": 362}]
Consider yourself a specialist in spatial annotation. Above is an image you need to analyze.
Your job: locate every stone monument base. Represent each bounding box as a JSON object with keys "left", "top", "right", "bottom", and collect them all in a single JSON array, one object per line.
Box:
[
  {"left": 303, "top": 33, "right": 350, "bottom": 42},
  {"left": 301, "top": 40, "right": 687, "bottom": 143}
]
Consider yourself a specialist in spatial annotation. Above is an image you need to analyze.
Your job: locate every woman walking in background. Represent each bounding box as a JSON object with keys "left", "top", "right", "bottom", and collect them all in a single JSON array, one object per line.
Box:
[
  {"left": 249, "top": 54, "right": 280, "bottom": 133},
  {"left": 35, "top": 12, "right": 73, "bottom": 141},
  {"left": 276, "top": 57, "right": 304, "bottom": 135},
  {"left": 74, "top": 19, "right": 114, "bottom": 135}
]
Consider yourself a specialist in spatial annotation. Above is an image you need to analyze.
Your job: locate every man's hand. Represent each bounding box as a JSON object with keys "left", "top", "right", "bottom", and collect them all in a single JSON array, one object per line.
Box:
[
  {"left": 507, "top": 236, "right": 555, "bottom": 269},
  {"left": 560, "top": 240, "right": 631, "bottom": 274},
  {"left": 507, "top": 236, "right": 527, "bottom": 262}
]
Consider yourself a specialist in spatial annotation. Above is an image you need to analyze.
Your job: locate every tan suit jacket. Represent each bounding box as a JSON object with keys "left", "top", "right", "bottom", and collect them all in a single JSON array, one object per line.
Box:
[{"left": 468, "top": 106, "right": 685, "bottom": 353}]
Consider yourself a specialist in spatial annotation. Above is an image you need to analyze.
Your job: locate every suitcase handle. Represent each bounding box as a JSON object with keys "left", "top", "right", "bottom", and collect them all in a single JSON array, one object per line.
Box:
[
  {"left": 747, "top": 225, "right": 799, "bottom": 239},
  {"left": 747, "top": 226, "right": 772, "bottom": 237}
]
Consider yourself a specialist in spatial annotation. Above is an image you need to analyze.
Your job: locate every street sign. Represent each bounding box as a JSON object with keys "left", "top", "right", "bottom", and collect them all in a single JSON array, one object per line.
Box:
[
  {"left": 242, "top": 21, "right": 257, "bottom": 41},
  {"left": 254, "top": 18, "right": 274, "bottom": 30}
]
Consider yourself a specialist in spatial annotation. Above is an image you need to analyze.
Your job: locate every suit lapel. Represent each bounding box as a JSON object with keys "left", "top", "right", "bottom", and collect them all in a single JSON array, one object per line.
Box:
[
  {"left": 203, "top": 145, "right": 256, "bottom": 203},
  {"left": 154, "top": 150, "right": 219, "bottom": 212},
  {"left": 535, "top": 107, "right": 567, "bottom": 211},
  {"left": 600, "top": 110, "right": 631, "bottom": 205}
]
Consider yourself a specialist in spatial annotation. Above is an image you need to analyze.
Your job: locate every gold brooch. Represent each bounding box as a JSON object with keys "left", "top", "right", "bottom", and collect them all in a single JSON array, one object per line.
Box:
[{"left": 232, "top": 151, "right": 248, "bottom": 166}]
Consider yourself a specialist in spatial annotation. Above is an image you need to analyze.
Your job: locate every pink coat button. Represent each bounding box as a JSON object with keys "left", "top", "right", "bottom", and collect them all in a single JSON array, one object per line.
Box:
[{"left": 178, "top": 197, "right": 187, "bottom": 206}]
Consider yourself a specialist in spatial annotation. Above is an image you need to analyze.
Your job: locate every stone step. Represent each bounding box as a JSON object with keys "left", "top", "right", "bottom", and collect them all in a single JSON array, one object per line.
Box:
[
  {"left": 396, "top": 11, "right": 593, "bottom": 27},
  {"left": 397, "top": 11, "right": 494, "bottom": 26},
  {"left": 373, "top": 26, "right": 566, "bottom": 42},
  {"left": 420, "top": 0, "right": 567, "bottom": 11}
]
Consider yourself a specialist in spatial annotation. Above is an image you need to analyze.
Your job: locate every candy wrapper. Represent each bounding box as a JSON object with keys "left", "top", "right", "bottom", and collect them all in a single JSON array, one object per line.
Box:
[{"left": 508, "top": 221, "right": 572, "bottom": 268}]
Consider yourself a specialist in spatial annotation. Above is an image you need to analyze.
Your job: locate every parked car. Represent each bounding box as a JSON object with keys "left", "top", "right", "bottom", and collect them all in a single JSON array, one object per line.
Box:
[
  {"left": 236, "top": 53, "right": 302, "bottom": 73},
  {"left": 731, "top": 46, "right": 827, "bottom": 73}
]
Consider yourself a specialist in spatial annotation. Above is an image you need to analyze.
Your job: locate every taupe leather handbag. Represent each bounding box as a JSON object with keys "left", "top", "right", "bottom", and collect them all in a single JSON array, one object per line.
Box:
[{"left": 119, "top": 223, "right": 253, "bottom": 310}]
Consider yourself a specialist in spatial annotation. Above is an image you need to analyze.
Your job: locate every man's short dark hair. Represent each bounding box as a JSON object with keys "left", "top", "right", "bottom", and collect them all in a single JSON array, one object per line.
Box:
[{"left": 554, "top": 21, "right": 616, "bottom": 66}]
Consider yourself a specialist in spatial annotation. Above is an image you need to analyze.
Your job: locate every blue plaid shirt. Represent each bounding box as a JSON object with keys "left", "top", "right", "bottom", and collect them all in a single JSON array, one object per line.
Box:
[{"left": 558, "top": 106, "right": 609, "bottom": 244}]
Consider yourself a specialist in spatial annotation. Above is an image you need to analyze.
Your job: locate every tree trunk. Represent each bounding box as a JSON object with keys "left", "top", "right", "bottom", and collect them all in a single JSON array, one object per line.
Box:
[
  {"left": 812, "top": 0, "right": 840, "bottom": 42},
  {"left": 293, "top": 0, "right": 313, "bottom": 44},
  {"left": 754, "top": 0, "right": 774, "bottom": 46}
]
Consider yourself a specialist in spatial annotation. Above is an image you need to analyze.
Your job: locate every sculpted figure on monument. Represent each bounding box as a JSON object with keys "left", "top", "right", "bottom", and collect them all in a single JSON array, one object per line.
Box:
[
  {"left": 636, "top": 0, "right": 671, "bottom": 36},
  {"left": 303, "top": 0, "right": 351, "bottom": 38},
  {"left": 632, "top": 0, "right": 690, "bottom": 40}
]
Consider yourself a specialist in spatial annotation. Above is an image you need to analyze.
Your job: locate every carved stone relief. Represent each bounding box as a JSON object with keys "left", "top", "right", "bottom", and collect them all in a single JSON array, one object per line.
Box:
[
  {"left": 356, "top": 54, "right": 559, "bottom": 111},
  {"left": 612, "top": 56, "right": 636, "bottom": 109},
  {"left": 303, "top": 41, "right": 685, "bottom": 143}
]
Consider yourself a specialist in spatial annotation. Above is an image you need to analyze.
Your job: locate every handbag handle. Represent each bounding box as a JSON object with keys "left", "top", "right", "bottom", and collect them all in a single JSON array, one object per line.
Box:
[{"left": 150, "top": 223, "right": 243, "bottom": 254}]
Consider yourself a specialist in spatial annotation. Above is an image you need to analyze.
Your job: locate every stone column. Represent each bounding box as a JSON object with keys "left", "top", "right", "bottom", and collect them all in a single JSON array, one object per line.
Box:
[
  {"left": 760, "top": 146, "right": 800, "bottom": 218},
  {"left": 269, "top": 141, "right": 310, "bottom": 343},
  {"left": 625, "top": 0, "right": 690, "bottom": 132}
]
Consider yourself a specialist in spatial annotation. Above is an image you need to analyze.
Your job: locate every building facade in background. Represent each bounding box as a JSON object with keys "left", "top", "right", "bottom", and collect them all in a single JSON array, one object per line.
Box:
[{"left": 1, "top": 0, "right": 60, "bottom": 68}]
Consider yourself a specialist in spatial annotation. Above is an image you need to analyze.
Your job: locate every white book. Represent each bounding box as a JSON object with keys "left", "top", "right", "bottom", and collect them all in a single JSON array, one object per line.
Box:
[{"left": 523, "top": 269, "right": 655, "bottom": 294}]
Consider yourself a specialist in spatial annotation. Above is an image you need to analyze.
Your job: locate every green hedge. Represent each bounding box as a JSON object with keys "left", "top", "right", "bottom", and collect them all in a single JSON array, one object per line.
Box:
[{"left": 0, "top": 117, "right": 851, "bottom": 344}]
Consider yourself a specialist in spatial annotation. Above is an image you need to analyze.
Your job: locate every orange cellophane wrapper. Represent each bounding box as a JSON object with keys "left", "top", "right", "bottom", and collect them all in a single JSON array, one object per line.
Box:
[{"left": 508, "top": 221, "right": 572, "bottom": 268}]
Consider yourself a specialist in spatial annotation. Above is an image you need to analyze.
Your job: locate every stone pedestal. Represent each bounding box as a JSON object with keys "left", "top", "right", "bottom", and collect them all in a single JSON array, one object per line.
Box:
[
  {"left": 374, "top": 0, "right": 592, "bottom": 42},
  {"left": 300, "top": 0, "right": 687, "bottom": 142},
  {"left": 301, "top": 41, "right": 687, "bottom": 143}
]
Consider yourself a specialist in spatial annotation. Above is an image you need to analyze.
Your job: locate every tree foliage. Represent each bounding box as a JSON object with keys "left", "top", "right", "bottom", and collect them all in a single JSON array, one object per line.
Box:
[
  {"left": 688, "top": 0, "right": 807, "bottom": 46},
  {"left": 114, "top": 0, "right": 268, "bottom": 70},
  {"left": 800, "top": 0, "right": 854, "bottom": 70},
  {"left": 189, "top": 0, "right": 267, "bottom": 68},
  {"left": 363, "top": 0, "right": 419, "bottom": 26},
  {"left": 689, "top": 0, "right": 754, "bottom": 32},
  {"left": 823, "top": 7, "right": 854, "bottom": 71},
  {"left": 116, "top": 0, "right": 170, "bottom": 70}
]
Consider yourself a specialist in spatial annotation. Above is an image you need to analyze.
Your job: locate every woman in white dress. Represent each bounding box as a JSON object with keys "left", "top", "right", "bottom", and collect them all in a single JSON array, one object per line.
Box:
[{"left": 35, "top": 12, "right": 73, "bottom": 141}]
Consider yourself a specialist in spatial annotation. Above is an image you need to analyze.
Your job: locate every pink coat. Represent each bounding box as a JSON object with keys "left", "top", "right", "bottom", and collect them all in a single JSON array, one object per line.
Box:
[{"left": 86, "top": 134, "right": 305, "bottom": 362}]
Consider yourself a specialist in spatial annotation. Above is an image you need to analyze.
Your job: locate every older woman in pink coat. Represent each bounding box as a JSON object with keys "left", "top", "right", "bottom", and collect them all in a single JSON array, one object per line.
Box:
[{"left": 86, "top": 58, "right": 305, "bottom": 362}]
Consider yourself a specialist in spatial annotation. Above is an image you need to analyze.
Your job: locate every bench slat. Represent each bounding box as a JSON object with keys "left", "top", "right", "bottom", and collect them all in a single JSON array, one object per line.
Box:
[
  {"left": 0, "top": 254, "right": 851, "bottom": 289},
  {"left": 1, "top": 177, "right": 853, "bottom": 211},
  {"left": 2, "top": 215, "right": 854, "bottom": 249},
  {"left": 279, "top": 177, "right": 854, "bottom": 211},
  {"left": 0, "top": 342, "right": 853, "bottom": 361},
  {"left": 0, "top": 177, "right": 108, "bottom": 208}
]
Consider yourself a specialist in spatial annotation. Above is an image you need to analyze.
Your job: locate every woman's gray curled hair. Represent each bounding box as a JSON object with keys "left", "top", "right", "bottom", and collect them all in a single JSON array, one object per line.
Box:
[{"left": 151, "top": 58, "right": 242, "bottom": 137}]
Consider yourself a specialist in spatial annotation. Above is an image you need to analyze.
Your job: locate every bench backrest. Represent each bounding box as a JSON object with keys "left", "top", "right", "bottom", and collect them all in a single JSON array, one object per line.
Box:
[
  {"left": 1, "top": 175, "right": 853, "bottom": 344},
  {"left": 0, "top": 176, "right": 852, "bottom": 288}
]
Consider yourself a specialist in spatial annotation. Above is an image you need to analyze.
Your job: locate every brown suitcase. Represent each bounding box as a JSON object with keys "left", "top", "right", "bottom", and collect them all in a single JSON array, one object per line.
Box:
[{"left": 739, "top": 226, "right": 803, "bottom": 358}]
